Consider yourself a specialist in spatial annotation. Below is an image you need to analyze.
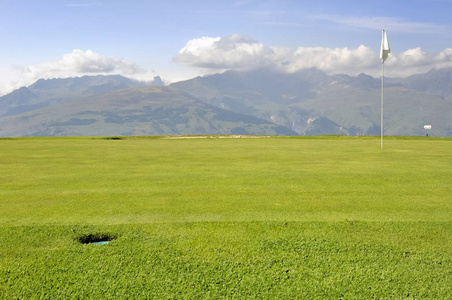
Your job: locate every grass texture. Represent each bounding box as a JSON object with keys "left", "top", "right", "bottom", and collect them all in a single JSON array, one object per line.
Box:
[{"left": 1, "top": 136, "right": 451, "bottom": 298}]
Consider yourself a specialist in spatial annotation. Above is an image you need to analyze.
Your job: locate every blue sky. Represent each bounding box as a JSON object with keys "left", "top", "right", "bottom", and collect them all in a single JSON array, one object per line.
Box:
[{"left": 1, "top": 0, "right": 452, "bottom": 95}]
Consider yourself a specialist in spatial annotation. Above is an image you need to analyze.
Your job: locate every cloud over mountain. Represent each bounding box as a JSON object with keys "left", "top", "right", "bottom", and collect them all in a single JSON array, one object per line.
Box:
[
  {"left": 0, "top": 50, "right": 149, "bottom": 96},
  {"left": 22, "top": 49, "right": 145, "bottom": 80},
  {"left": 174, "top": 33, "right": 452, "bottom": 78},
  {"left": 2, "top": 33, "right": 452, "bottom": 97},
  {"left": 174, "top": 34, "right": 289, "bottom": 71},
  {"left": 386, "top": 47, "right": 452, "bottom": 76},
  {"left": 288, "top": 45, "right": 377, "bottom": 75}
]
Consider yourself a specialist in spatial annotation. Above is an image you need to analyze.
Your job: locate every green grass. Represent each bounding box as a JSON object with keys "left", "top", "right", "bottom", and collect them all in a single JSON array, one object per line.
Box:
[{"left": 1, "top": 136, "right": 451, "bottom": 298}]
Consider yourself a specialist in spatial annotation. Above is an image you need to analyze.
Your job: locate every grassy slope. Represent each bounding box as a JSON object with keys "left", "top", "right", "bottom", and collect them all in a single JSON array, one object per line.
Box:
[{"left": 1, "top": 136, "right": 451, "bottom": 298}]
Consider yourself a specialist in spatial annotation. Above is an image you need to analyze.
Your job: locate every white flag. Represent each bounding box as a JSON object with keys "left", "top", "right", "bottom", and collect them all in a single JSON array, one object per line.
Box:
[{"left": 380, "top": 30, "right": 390, "bottom": 64}]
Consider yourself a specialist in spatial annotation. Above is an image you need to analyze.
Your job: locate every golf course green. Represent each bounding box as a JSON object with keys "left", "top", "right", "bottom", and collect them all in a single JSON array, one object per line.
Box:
[{"left": 1, "top": 135, "right": 451, "bottom": 298}]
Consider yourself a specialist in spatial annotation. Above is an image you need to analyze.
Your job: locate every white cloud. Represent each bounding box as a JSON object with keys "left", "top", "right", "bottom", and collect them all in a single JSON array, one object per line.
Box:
[
  {"left": 289, "top": 45, "right": 377, "bottom": 75},
  {"left": 385, "top": 47, "right": 452, "bottom": 77},
  {"left": 0, "top": 50, "right": 149, "bottom": 96},
  {"left": 22, "top": 49, "right": 145, "bottom": 79},
  {"left": 174, "top": 34, "right": 290, "bottom": 71},
  {"left": 174, "top": 33, "right": 452, "bottom": 78},
  {"left": 0, "top": 67, "right": 22, "bottom": 96},
  {"left": 2, "top": 36, "right": 452, "bottom": 96}
]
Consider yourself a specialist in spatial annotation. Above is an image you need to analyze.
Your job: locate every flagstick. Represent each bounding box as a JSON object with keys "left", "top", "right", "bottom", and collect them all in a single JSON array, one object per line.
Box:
[
  {"left": 380, "top": 29, "right": 390, "bottom": 149},
  {"left": 381, "top": 62, "right": 384, "bottom": 149}
]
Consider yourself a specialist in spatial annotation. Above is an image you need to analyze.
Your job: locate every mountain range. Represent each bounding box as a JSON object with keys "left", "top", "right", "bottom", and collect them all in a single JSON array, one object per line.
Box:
[{"left": 0, "top": 68, "right": 451, "bottom": 137}]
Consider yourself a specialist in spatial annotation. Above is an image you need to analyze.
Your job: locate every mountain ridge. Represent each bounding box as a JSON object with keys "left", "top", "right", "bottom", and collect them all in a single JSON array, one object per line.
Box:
[{"left": 0, "top": 68, "right": 451, "bottom": 137}]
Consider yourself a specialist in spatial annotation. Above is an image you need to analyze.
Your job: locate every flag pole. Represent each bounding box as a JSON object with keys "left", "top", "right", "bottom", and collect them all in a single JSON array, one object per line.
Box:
[
  {"left": 381, "top": 60, "right": 384, "bottom": 149},
  {"left": 380, "top": 29, "right": 390, "bottom": 150}
]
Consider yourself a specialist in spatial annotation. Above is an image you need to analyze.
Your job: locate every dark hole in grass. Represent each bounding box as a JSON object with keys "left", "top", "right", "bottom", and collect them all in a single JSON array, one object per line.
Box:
[{"left": 77, "top": 233, "right": 116, "bottom": 244}]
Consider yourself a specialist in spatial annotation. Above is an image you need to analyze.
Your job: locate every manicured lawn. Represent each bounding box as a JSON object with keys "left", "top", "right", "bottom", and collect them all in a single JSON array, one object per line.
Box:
[{"left": 1, "top": 136, "right": 451, "bottom": 298}]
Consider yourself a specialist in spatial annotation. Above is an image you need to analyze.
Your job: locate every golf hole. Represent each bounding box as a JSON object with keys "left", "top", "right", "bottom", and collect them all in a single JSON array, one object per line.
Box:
[{"left": 77, "top": 233, "right": 116, "bottom": 245}]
